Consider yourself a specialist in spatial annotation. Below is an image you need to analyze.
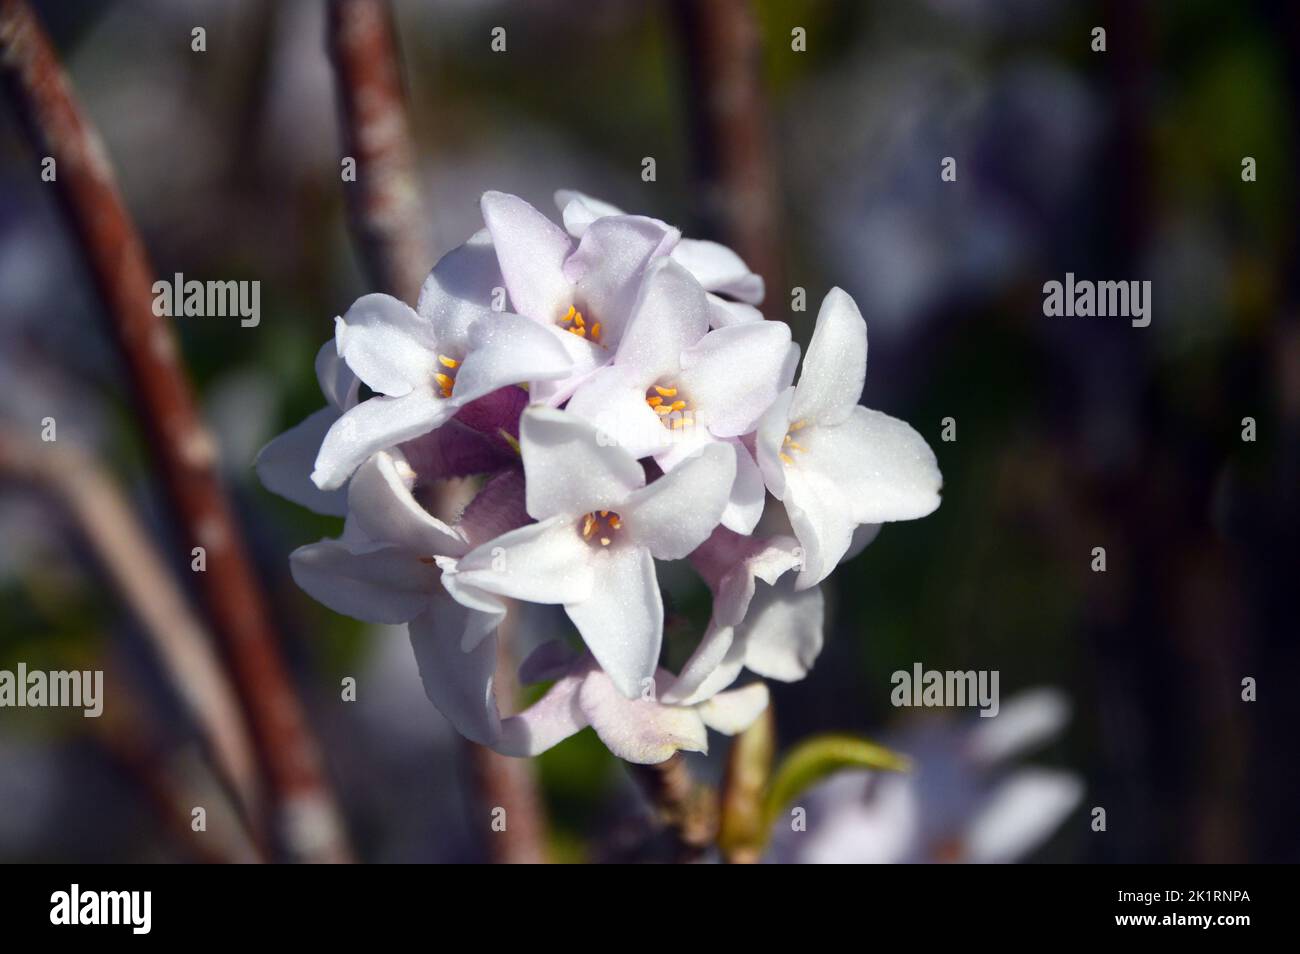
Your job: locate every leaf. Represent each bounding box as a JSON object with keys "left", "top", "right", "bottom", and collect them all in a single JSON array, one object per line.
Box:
[{"left": 762, "top": 734, "right": 910, "bottom": 834}]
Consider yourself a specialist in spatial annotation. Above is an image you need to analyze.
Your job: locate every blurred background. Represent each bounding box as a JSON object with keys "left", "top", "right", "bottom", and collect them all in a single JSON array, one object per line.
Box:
[{"left": 0, "top": 0, "right": 1296, "bottom": 863}]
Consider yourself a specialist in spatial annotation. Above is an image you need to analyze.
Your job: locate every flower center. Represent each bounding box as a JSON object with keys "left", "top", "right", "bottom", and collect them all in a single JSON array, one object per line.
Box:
[
  {"left": 560, "top": 305, "right": 602, "bottom": 344},
  {"left": 646, "top": 384, "right": 694, "bottom": 431},
  {"left": 779, "top": 420, "right": 808, "bottom": 465},
  {"left": 433, "top": 353, "right": 459, "bottom": 398},
  {"left": 579, "top": 509, "right": 623, "bottom": 547}
]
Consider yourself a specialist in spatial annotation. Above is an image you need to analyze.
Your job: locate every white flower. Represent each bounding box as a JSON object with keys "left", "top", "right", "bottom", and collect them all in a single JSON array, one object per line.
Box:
[
  {"left": 755, "top": 288, "right": 943, "bottom": 588},
  {"left": 555, "top": 190, "right": 767, "bottom": 328},
  {"left": 662, "top": 527, "right": 824, "bottom": 705},
  {"left": 439, "top": 406, "right": 736, "bottom": 699},
  {"left": 766, "top": 689, "right": 1083, "bottom": 863},
  {"left": 495, "top": 646, "right": 770, "bottom": 765},
  {"left": 290, "top": 449, "right": 526, "bottom": 745},
  {"left": 562, "top": 255, "right": 792, "bottom": 534},
  {"left": 254, "top": 341, "right": 359, "bottom": 516},
  {"left": 480, "top": 191, "right": 681, "bottom": 404},
  {"left": 311, "top": 230, "right": 574, "bottom": 490}
]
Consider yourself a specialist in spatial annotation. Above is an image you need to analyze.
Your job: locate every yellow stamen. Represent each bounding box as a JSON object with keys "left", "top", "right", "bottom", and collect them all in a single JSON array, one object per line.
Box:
[
  {"left": 647, "top": 396, "right": 663, "bottom": 407},
  {"left": 670, "top": 400, "right": 686, "bottom": 411},
  {"left": 655, "top": 405, "right": 672, "bottom": 416},
  {"left": 573, "top": 313, "right": 585, "bottom": 328},
  {"left": 591, "top": 322, "right": 602, "bottom": 340},
  {"left": 654, "top": 385, "right": 677, "bottom": 398},
  {"left": 787, "top": 441, "right": 804, "bottom": 452},
  {"left": 438, "top": 354, "right": 459, "bottom": 369},
  {"left": 790, "top": 420, "right": 807, "bottom": 431},
  {"left": 779, "top": 452, "right": 795, "bottom": 464},
  {"left": 570, "top": 325, "right": 587, "bottom": 338},
  {"left": 583, "top": 514, "right": 596, "bottom": 538},
  {"left": 608, "top": 515, "right": 622, "bottom": 530},
  {"left": 670, "top": 416, "right": 692, "bottom": 430},
  {"left": 600, "top": 536, "right": 612, "bottom": 546},
  {"left": 434, "top": 372, "right": 455, "bottom": 397}
]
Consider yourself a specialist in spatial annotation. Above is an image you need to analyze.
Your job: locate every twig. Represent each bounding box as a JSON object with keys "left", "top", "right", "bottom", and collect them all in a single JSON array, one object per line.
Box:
[
  {"left": 628, "top": 754, "right": 718, "bottom": 861},
  {"left": 95, "top": 669, "right": 264, "bottom": 864},
  {"left": 0, "top": 0, "right": 351, "bottom": 862},
  {"left": 718, "top": 705, "right": 774, "bottom": 864},
  {"left": 673, "top": 0, "right": 784, "bottom": 301},
  {"left": 328, "top": 0, "right": 551, "bottom": 863},
  {"left": 0, "top": 427, "right": 263, "bottom": 850},
  {"left": 328, "top": 0, "right": 430, "bottom": 304}
]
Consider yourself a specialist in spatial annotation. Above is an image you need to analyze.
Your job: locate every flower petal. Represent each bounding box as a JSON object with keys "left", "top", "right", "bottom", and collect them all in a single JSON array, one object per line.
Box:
[
  {"left": 519, "top": 406, "right": 644, "bottom": 520},
  {"left": 678, "top": 321, "right": 794, "bottom": 437},
  {"left": 612, "top": 257, "right": 710, "bottom": 383},
  {"left": 754, "top": 387, "right": 795, "bottom": 498},
  {"left": 408, "top": 603, "right": 502, "bottom": 746},
  {"left": 315, "top": 340, "right": 359, "bottom": 411},
  {"left": 554, "top": 189, "right": 625, "bottom": 237},
  {"left": 781, "top": 463, "right": 857, "bottom": 590},
  {"left": 967, "top": 689, "right": 1071, "bottom": 766},
  {"left": 790, "top": 287, "right": 867, "bottom": 426},
  {"left": 480, "top": 191, "right": 573, "bottom": 323},
  {"left": 739, "top": 577, "right": 824, "bottom": 682},
  {"left": 398, "top": 418, "right": 516, "bottom": 482},
  {"left": 720, "top": 439, "right": 766, "bottom": 534},
  {"left": 495, "top": 669, "right": 590, "bottom": 757},
  {"left": 621, "top": 441, "right": 735, "bottom": 560},
  {"left": 965, "top": 769, "right": 1083, "bottom": 864},
  {"left": 696, "top": 682, "right": 769, "bottom": 735},
  {"left": 334, "top": 293, "right": 439, "bottom": 398},
  {"left": 577, "top": 668, "right": 707, "bottom": 764},
  {"left": 707, "top": 296, "right": 765, "bottom": 329},
  {"left": 255, "top": 407, "right": 348, "bottom": 517},
  {"left": 312, "top": 388, "right": 453, "bottom": 490},
  {"left": 564, "top": 215, "right": 679, "bottom": 352},
  {"left": 456, "top": 468, "right": 530, "bottom": 549},
  {"left": 564, "top": 365, "right": 668, "bottom": 461},
  {"left": 799, "top": 406, "right": 942, "bottom": 525},
  {"left": 290, "top": 540, "right": 435, "bottom": 624},
  {"left": 416, "top": 228, "right": 503, "bottom": 347},
  {"left": 452, "top": 312, "right": 573, "bottom": 404},
  {"left": 346, "top": 451, "right": 467, "bottom": 555},
  {"left": 449, "top": 515, "right": 594, "bottom": 606},
  {"left": 670, "top": 238, "right": 764, "bottom": 303},
  {"left": 660, "top": 623, "right": 744, "bottom": 705},
  {"left": 565, "top": 545, "right": 662, "bottom": 699},
  {"left": 526, "top": 323, "right": 609, "bottom": 406},
  {"left": 516, "top": 639, "right": 581, "bottom": 685}
]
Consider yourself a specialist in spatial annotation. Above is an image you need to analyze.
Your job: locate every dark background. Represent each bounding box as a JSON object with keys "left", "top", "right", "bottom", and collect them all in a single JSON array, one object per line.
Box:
[{"left": 0, "top": 0, "right": 1296, "bottom": 863}]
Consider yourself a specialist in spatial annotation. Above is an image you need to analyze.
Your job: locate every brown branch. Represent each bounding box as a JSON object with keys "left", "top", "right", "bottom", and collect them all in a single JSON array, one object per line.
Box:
[
  {"left": 0, "top": 0, "right": 351, "bottom": 862},
  {"left": 0, "top": 427, "right": 264, "bottom": 851},
  {"left": 329, "top": 0, "right": 430, "bottom": 304},
  {"left": 328, "top": 0, "right": 551, "bottom": 863},
  {"left": 673, "top": 0, "right": 784, "bottom": 301},
  {"left": 628, "top": 754, "right": 718, "bottom": 861},
  {"left": 96, "top": 669, "right": 265, "bottom": 864}
]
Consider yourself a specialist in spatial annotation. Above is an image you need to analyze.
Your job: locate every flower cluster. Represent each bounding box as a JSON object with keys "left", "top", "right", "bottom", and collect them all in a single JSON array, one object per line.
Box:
[{"left": 257, "top": 191, "right": 943, "bottom": 764}]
